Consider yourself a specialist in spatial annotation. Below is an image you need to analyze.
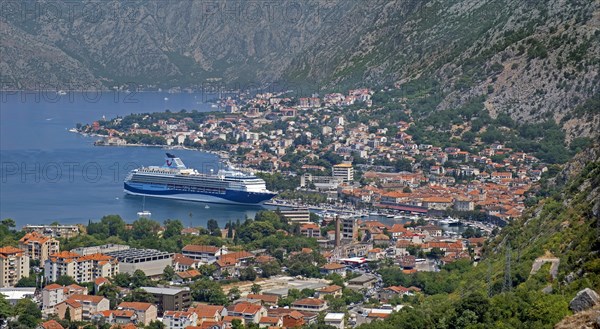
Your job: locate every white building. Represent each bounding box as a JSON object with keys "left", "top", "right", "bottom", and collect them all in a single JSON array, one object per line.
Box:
[
  {"left": 162, "top": 311, "right": 197, "bottom": 329},
  {"left": 332, "top": 163, "right": 354, "bottom": 183},
  {"left": 104, "top": 248, "right": 173, "bottom": 277},
  {"left": 324, "top": 313, "right": 345, "bottom": 329}
]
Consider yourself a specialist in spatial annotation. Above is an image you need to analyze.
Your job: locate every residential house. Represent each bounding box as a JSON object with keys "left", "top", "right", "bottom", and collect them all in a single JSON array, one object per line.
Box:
[
  {"left": 95, "top": 310, "right": 137, "bottom": 326},
  {"left": 226, "top": 302, "right": 267, "bottom": 324},
  {"left": 258, "top": 316, "right": 282, "bottom": 328},
  {"left": 347, "top": 274, "right": 378, "bottom": 291},
  {"left": 54, "top": 299, "right": 83, "bottom": 321},
  {"left": 281, "top": 311, "right": 305, "bottom": 328},
  {"left": 246, "top": 294, "right": 279, "bottom": 306},
  {"left": 324, "top": 313, "right": 345, "bottom": 329},
  {"left": 189, "top": 305, "right": 227, "bottom": 324},
  {"left": 174, "top": 269, "right": 201, "bottom": 283},
  {"left": 37, "top": 320, "right": 64, "bottom": 329},
  {"left": 367, "top": 248, "right": 385, "bottom": 260},
  {"left": 172, "top": 253, "right": 200, "bottom": 272},
  {"left": 117, "top": 302, "right": 158, "bottom": 325},
  {"left": 162, "top": 311, "right": 198, "bottom": 329},
  {"left": 378, "top": 286, "right": 421, "bottom": 301},
  {"left": 316, "top": 285, "right": 343, "bottom": 299},
  {"left": 291, "top": 298, "right": 328, "bottom": 312},
  {"left": 320, "top": 263, "right": 346, "bottom": 277}
]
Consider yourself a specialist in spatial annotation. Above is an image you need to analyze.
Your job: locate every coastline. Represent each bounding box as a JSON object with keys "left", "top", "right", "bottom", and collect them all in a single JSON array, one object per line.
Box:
[{"left": 69, "top": 128, "right": 229, "bottom": 159}]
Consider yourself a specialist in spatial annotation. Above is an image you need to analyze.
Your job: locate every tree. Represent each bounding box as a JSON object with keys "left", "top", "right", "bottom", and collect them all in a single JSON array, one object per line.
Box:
[
  {"left": 124, "top": 289, "right": 155, "bottom": 303},
  {"left": 0, "top": 294, "right": 12, "bottom": 318},
  {"left": 191, "top": 279, "right": 228, "bottom": 305},
  {"left": 207, "top": 219, "right": 220, "bottom": 236},
  {"left": 1, "top": 218, "right": 15, "bottom": 229},
  {"left": 131, "top": 270, "right": 150, "bottom": 288},
  {"left": 163, "top": 265, "right": 176, "bottom": 281},
  {"left": 130, "top": 217, "right": 161, "bottom": 240},
  {"left": 146, "top": 320, "right": 166, "bottom": 329},
  {"left": 113, "top": 273, "right": 132, "bottom": 287},
  {"left": 64, "top": 306, "right": 71, "bottom": 321},
  {"left": 239, "top": 267, "right": 257, "bottom": 281},
  {"left": 163, "top": 219, "right": 183, "bottom": 239},
  {"left": 259, "top": 261, "right": 281, "bottom": 278},
  {"left": 55, "top": 275, "right": 76, "bottom": 286},
  {"left": 227, "top": 221, "right": 234, "bottom": 238},
  {"left": 231, "top": 319, "right": 244, "bottom": 329},
  {"left": 15, "top": 275, "right": 37, "bottom": 287},
  {"left": 14, "top": 298, "right": 41, "bottom": 326},
  {"left": 250, "top": 283, "right": 262, "bottom": 294},
  {"left": 98, "top": 284, "right": 121, "bottom": 309},
  {"left": 228, "top": 287, "right": 241, "bottom": 301}
]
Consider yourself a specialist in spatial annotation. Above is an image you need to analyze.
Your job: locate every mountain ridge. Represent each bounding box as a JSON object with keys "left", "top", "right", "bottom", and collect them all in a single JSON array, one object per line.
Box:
[{"left": 1, "top": 0, "right": 598, "bottom": 140}]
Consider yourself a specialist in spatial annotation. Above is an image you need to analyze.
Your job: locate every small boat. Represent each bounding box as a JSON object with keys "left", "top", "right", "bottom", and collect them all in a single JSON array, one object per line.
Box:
[
  {"left": 137, "top": 210, "right": 152, "bottom": 217},
  {"left": 204, "top": 205, "right": 210, "bottom": 209},
  {"left": 137, "top": 196, "right": 151, "bottom": 217},
  {"left": 57, "top": 90, "right": 67, "bottom": 95},
  {"left": 438, "top": 217, "right": 460, "bottom": 225}
]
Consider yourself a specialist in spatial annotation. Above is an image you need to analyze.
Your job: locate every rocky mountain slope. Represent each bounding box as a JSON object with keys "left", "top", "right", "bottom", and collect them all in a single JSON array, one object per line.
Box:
[{"left": 1, "top": 0, "right": 598, "bottom": 139}]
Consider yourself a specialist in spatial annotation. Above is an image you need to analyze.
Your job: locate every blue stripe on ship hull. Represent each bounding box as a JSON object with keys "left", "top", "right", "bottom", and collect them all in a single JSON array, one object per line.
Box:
[{"left": 124, "top": 182, "right": 276, "bottom": 204}]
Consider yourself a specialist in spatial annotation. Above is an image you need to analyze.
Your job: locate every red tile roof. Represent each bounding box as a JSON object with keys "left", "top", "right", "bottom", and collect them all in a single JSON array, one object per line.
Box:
[
  {"left": 118, "top": 301, "right": 154, "bottom": 311},
  {"left": 40, "top": 320, "right": 64, "bottom": 329}
]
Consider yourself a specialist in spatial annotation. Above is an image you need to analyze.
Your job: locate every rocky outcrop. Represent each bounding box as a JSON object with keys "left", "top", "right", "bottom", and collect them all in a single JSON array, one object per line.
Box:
[{"left": 570, "top": 288, "right": 600, "bottom": 313}]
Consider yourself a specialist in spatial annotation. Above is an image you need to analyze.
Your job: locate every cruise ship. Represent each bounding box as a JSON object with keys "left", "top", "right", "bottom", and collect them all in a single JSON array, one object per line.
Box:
[{"left": 124, "top": 153, "right": 277, "bottom": 205}]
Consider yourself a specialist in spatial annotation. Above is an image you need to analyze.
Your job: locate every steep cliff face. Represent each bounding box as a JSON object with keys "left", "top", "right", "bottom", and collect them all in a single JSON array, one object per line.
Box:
[
  {"left": 1, "top": 0, "right": 598, "bottom": 138},
  {"left": 0, "top": 0, "right": 360, "bottom": 88}
]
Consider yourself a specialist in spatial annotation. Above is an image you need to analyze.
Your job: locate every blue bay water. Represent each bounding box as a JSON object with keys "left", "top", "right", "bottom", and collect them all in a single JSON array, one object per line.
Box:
[{"left": 0, "top": 91, "right": 261, "bottom": 228}]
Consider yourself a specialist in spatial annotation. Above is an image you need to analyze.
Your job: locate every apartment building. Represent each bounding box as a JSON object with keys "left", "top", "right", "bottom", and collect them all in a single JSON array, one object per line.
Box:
[
  {"left": 44, "top": 251, "right": 119, "bottom": 284},
  {"left": 42, "top": 283, "right": 87, "bottom": 309},
  {"left": 18, "top": 232, "right": 59, "bottom": 264},
  {"left": 67, "top": 294, "right": 110, "bottom": 320},
  {"left": 332, "top": 163, "right": 354, "bottom": 183},
  {"left": 140, "top": 286, "right": 192, "bottom": 315},
  {"left": 0, "top": 246, "right": 30, "bottom": 288}
]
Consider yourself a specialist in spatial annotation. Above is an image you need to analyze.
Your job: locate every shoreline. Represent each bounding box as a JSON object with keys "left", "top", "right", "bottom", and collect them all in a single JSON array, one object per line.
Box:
[{"left": 69, "top": 128, "right": 228, "bottom": 159}]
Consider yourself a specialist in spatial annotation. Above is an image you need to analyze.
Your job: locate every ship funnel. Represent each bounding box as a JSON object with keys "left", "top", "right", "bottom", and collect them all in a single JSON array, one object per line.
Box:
[{"left": 164, "top": 153, "right": 187, "bottom": 169}]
